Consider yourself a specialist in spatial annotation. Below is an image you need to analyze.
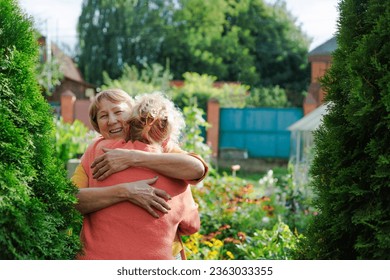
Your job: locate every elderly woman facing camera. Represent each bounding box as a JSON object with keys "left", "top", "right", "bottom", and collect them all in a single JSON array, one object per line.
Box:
[{"left": 71, "top": 89, "right": 207, "bottom": 259}]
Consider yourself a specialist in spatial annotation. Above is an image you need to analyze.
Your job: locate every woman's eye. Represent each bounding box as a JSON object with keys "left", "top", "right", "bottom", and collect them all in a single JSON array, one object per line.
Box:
[
  {"left": 99, "top": 114, "right": 108, "bottom": 119},
  {"left": 115, "top": 110, "right": 123, "bottom": 115}
]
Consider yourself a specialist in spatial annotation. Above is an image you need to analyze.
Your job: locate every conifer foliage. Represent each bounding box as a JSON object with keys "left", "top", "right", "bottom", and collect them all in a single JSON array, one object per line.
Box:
[
  {"left": 301, "top": 0, "right": 390, "bottom": 259},
  {"left": 0, "top": 0, "right": 82, "bottom": 259}
]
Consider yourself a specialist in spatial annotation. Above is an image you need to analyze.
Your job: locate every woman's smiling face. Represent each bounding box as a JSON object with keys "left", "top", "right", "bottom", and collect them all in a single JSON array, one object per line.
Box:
[{"left": 96, "top": 98, "right": 131, "bottom": 140}]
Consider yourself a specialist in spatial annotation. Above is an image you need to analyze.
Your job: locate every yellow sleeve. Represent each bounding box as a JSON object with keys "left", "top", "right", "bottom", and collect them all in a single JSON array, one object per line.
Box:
[
  {"left": 71, "top": 164, "right": 88, "bottom": 189},
  {"left": 172, "top": 233, "right": 186, "bottom": 260}
]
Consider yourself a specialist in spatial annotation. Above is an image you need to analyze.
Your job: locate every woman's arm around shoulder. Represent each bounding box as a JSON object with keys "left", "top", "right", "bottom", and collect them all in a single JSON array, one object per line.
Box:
[{"left": 91, "top": 147, "right": 207, "bottom": 182}]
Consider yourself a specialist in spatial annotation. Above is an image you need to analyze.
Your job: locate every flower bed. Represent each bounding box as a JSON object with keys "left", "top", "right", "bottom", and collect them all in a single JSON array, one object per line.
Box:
[{"left": 184, "top": 166, "right": 316, "bottom": 260}]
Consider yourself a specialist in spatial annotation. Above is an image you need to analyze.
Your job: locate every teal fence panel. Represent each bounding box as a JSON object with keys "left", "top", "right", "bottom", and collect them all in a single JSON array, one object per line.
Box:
[{"left": 219, "top": 108, "right": 303, "bottom": 158}]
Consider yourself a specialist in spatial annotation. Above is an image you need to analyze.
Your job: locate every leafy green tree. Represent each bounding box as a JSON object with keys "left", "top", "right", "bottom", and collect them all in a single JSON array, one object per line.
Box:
[
  {"left": 77, "top": 0, "right": 174, "bottom": 86},
  {"left": 222, "top": 0, "right": 310, "bottom": 105},
  {"left": 0, "top": 0, "right": 82, "bottom": 259},
  {"left": 162, "top": 0, "right": 310, "bottom": 105},
  {"left": 300, "top": 0, "right": 390, "bottom": 259},
  {"left": 160, "top": 0, "right": 229, "bottom": 79},
  {"left": 77, "top": 0, "right": 309, "bottom": 105},
  {"left": 78, "top": 0, "right": 133, "bottom": 85}
]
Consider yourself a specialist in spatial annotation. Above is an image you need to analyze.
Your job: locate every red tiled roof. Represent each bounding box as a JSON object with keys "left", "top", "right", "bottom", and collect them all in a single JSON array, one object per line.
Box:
[{"left": 51, "top": 42, "right": 84, "bottom": 83}]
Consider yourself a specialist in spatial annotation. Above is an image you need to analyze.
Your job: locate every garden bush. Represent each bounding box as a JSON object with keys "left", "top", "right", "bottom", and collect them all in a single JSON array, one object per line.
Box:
[
  {"left": 0, "top": 0, "right": 82, "bottom": 259},
  {"left": 299, "top": 0, "right": 390, "bottom": 259},
  {"left": 101, "top": 63, "right": 172, "bottom": 97}
]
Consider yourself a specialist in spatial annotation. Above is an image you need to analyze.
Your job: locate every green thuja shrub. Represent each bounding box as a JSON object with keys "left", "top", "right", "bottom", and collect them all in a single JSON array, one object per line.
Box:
[
  {"left": 0, "top": 0, "right": 82, "bottom": 259},
  {"left": 299, "top": 0, "right": 390, "bottom": 259}
]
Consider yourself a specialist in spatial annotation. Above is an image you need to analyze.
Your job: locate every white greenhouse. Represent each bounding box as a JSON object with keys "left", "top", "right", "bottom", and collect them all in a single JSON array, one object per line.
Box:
[{"left": 287, "top": 103, "right": 329, "bottom": 185}]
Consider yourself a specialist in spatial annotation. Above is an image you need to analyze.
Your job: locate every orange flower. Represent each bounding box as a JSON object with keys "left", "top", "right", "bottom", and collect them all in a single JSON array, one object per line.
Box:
[
  {"left": 218, "top": 224, "right": 231, "bottom": 231},
  {"left": 262, "top": 205, "right": 274, "bottom": 211},
  {"left": 224, "top": 237, "right": 241, "bottom": 244},
  {"left": 237, "top": 232, "right": 246, "bottom": 242},
  {"left": 253, "top": 198, "right": 261, "bottom": 204},
  {"left": 260, "top": 196, "right": 271, "bottom": 202}
]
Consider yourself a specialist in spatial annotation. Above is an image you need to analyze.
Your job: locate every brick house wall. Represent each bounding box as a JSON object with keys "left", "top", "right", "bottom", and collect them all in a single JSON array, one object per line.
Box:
[{"left": 303, "top": 37, "right": 337, "bottom": 115}]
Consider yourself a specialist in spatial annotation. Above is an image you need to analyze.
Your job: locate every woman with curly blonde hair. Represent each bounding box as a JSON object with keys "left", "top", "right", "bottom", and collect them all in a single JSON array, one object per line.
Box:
[{"left": 127, "top": 92, "right": 185, "bottom": 152}]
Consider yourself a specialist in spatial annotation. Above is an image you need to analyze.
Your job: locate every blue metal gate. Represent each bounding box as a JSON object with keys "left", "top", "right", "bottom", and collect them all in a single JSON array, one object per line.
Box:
[{"left": 219, "top": 108, "right": 303, "bottom": 158}]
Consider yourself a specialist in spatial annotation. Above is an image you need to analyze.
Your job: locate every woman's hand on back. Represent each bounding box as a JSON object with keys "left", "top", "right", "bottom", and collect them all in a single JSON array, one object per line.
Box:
[
  {"left": 122, "top": 176, "right": 171, "bottom": 218},
  {"left": 91, "top": 148, "right": 138, "bottom": 180}
]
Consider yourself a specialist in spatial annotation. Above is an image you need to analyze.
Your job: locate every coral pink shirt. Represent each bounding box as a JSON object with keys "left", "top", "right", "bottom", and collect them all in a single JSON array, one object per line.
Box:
[{"left": 77, "top": 138, "right": 200, "bottom": 260}]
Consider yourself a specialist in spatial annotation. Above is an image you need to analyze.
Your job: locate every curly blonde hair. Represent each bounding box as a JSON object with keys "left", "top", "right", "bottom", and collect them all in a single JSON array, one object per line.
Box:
[{"left": 126, "top": 92, "right": 185, "bottom": 152}]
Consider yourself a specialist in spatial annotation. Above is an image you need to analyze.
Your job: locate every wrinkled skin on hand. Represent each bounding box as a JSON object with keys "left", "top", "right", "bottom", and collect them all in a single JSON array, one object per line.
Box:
[
  {"left": 91, "top": 148, "right": 137, "bottom": 181},
  {"left": 124, "top": 176, "right": 172, "bottom": 218}
]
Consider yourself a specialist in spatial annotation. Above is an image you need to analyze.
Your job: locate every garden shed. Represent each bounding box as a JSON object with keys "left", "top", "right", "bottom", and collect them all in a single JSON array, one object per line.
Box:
[{"left": 287, "top": 103, "right": 329, "bottom": 184}]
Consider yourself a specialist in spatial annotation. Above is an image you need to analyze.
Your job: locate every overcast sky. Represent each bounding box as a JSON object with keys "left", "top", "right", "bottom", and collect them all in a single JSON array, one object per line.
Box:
[{"left": 18, "top": 0, "right": 340, "bottom": 52}]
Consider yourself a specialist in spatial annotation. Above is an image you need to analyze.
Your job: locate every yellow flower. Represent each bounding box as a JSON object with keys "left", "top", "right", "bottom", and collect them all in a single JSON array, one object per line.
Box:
[
  {"left": 185, "top": 242, "right": 199, "bottom": 255},
  {"left": 206, "top": 250, "right": 218, "bottom": 259},
  {"left": 226, "top": 251, "right": 234, "bottom": 259},
  {"left": 212, "top": 239, "right": 224, "bottom": 248},
  {"left": 192, "top": 232, "right": 203, "bottom": 239}
]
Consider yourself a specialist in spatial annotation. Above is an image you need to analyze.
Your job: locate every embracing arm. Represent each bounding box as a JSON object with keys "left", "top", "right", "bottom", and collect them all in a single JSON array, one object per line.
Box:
[
  {"left": 75, "top": 184, "right": 129, "bottom": 214},
  {"left": 75, "top": 179, "right": 171, "bottom": 218},
  {"left": 91, "top": 148, "right": 206, "bottom": 182},
  {"left": 72, "top": 164, "right": 171, "bottom": 218}
]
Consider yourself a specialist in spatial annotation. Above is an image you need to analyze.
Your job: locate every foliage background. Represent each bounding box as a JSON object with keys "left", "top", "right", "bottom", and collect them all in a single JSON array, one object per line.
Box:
[{"left": 77, "top": 0, "right": 310, "bottom": 106}]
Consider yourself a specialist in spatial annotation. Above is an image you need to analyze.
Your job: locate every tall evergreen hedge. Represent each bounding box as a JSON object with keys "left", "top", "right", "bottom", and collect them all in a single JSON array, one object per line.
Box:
[
  {"left": 300, "top": 0, "right": 390, "bottom": 259},
  {"left": 0, "top": 0, "right": 82, "bottom": 259}
]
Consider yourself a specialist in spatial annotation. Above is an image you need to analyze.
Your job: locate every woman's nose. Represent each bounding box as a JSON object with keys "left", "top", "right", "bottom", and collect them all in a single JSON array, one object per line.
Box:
[{"left": 107, "top": 113, "right": 118, "bottom": 124}]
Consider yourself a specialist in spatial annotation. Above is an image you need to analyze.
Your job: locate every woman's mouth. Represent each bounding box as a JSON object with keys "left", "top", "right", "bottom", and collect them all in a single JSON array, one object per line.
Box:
[{"left": 109, "top": 128, "right": 123, "bottom": 134}]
